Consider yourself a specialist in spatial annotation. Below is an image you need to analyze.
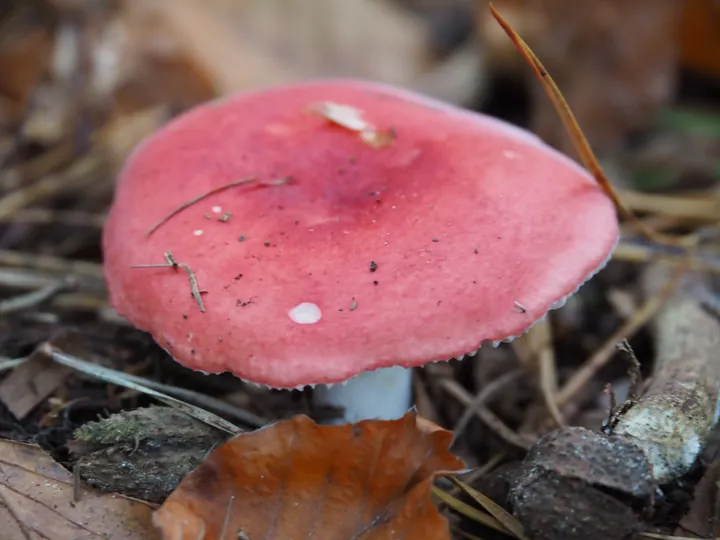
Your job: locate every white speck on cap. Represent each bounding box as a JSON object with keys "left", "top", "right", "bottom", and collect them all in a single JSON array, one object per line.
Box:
[
  {"left": 288, "top": 302, "right": 322, "bottom": 324},
  {"left": 212, "top": 206, "right": 222, "bottom": 213},
  {"left": 193, "top": 229, "right": 204, "bottom": 236},
  {"left": 503, "top": 150, "right": 518, "bottom": 159}
]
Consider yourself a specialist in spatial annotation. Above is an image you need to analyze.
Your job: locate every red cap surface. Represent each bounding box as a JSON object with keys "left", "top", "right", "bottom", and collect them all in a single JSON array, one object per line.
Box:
[{"left": 103, "top": 79, "right": 618, "bottom": 388}]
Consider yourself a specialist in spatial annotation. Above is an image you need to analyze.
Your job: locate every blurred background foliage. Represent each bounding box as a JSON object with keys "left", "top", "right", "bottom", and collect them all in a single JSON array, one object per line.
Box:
[{"left": 1, "top": 0, "right": 718, "bottom": 197}]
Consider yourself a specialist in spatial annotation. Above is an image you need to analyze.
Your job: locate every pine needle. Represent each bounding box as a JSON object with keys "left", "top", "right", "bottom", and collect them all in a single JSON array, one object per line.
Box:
[
  {"left": 450, "top": 477, "right": 530, "bottom": 540},
  {"left": 145, "top": 177, "right": 291, "bottom": 236},
  {"left": 488, "top": 3, "right": 698, "bottom": 250}
]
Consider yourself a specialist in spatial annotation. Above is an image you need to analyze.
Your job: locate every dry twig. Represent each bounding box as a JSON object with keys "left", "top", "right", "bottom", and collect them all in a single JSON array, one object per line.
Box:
[
  {"left": 555, "top": 260, "right": 688, "bottom": 411},
  {"left": 131, "top": 251, "right": 206, "bottom": 313},
  {"left": 442, "top": 377, "right": 533, "bottom": 450},
  {"left": 612, "top": 266, "right": 720, "bottom": 483}
]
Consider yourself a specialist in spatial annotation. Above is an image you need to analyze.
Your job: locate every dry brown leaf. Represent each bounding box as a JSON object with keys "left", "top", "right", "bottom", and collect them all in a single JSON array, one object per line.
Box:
[
  {"left": 0, "top": 25, "right": 52, "bottom": 107},
  {"left": 95, "top": 2, "right": 217, "bottom": 113},
  {"left": 0, "top": 438, "right": 158, "bottom": 539},
  {"left": 155, "top": 0, "right": 430, "bottom": 92},
  {"left": 0, "top": 350, "right": 70, "bottom": 420},
  {"left": 115, "top": 0, "right": 481, "bottom": 105},
  {"left": 679, "top": 0, "right": 720, "bottom": 78},
  {"left": 153, "top": 412, "right": 465, "bottom": 540}
]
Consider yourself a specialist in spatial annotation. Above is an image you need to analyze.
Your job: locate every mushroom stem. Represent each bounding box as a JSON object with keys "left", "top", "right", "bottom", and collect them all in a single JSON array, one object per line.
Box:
[{"left": 313, "top": 366, "right": 413, "bottom": 424}]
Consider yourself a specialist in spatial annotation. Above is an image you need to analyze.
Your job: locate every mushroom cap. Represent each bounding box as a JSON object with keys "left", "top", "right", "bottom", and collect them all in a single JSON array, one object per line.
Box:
[{"left": 103, "top": 79, "right": 618, "bottom": 388}]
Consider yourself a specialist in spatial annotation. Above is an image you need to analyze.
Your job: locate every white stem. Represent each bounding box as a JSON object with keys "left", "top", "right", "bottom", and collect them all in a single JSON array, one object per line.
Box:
[{"left": 313, "top": 366, "right": 413, "bottom": 424}]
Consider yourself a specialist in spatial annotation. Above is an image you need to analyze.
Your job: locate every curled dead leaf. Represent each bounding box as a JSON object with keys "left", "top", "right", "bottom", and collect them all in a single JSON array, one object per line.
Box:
[
  {"left": 0, "top": 438, "right": 158, "bottom": 540},
  {"left": 153, "top": 412, "right": 465, "bottom": 540}
]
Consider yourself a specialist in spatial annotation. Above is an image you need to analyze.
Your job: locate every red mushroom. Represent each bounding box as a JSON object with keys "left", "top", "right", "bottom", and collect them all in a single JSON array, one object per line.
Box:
[{"left": 102, "top": 79, "right": 618, "bottom": 423}]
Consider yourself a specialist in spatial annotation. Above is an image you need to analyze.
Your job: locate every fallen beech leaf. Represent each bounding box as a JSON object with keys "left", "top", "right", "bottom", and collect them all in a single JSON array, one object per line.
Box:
[
  {"left": 0, "top": 350, "right": 70, "bottom": 420},
  {"left": 153, "top": 412, "right": 465, "bottom": 540},
  {"left": 0, "top": 438, "right": 158, "bottom": 540}
]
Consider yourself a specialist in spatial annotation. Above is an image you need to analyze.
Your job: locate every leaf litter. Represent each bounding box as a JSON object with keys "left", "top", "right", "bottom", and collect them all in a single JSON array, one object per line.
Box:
[
  {"left": 0, "top": 438, "right": 158, "bottom": 540},
  {"left": 153, "top": 412, "right": 466, "bottom": 540},
  {"left": 0, "top": 1, "right": 719, "bottom": 539}
]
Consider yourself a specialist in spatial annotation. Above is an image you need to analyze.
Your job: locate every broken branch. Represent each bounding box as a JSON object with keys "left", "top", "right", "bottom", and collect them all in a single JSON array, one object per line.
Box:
[{"left": 612, "top": 266, "right": 720, "bottom": 483}]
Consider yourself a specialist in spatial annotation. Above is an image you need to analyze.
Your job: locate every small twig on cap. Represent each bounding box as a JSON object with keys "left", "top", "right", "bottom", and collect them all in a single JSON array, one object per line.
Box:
[
  {"left": 145, "top": 176, "right": 292, "bottom": 236},
  {"left": 131, "top": 251, "right": 206, "bottom": 313},
  {"left": 489, "top": 3, "right": 698, "bottom": 250}
]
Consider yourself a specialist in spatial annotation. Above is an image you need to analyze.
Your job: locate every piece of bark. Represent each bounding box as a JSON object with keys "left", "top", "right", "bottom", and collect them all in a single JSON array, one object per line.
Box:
[
  {"left": 511, "top": 427, "right": 654, "bottom": 540},
  {"left": 511, "top": 266, "right": 720, "bottom": 539},
  {"left": 70, "top": 406, "right": 229, "bottom": 503}
]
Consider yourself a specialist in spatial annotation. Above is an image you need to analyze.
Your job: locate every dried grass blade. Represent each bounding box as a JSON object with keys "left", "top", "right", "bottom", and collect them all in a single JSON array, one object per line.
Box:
[
  {"left": 488, "top": 3, "right": 696, "bottom": 249},
  {"left": 432, "top": 486, "right": 515, "bottom": 537},
  {"left": 38, "top": 342, "right": 242, "bottom": 434},
  {"left": 450, "top": 477, "right": 529, "bottom": 540}
]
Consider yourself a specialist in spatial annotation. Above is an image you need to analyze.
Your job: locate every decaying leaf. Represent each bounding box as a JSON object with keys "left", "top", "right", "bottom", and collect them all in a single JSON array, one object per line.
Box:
[
  {"left": 0, "top": 349, "right": 70, "bottom": 419},
  {"left": 117, "top": 0, "right": 429, "bottom": 96},
  {"left": 153, "top": 412, "right": 465, "bottom": 540},
  {"left": 0, "top": 438, "right": 158, "bottom": 540},
  {"left": 679, "top": 0, "right": 720, "bottom": 78},
  {"left": 0, "top": 19, "right": 52, "bottom": 109}
]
